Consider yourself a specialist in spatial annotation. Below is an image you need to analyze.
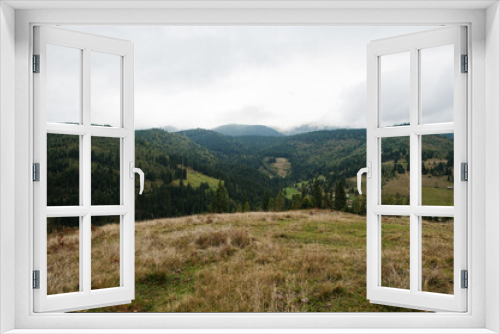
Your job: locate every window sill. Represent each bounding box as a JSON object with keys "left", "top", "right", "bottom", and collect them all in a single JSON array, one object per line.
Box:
[{"left": 4, "top": 329, "right": 497, "bottom": 334}]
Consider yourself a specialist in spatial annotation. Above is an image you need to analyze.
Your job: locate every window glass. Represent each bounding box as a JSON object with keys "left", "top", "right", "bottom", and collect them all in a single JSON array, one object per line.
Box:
[
  {"left": 381, "top": 215, "right": 410, "bottom": 289},
  {"left": 91, "top": 137, "right": 121, "bottom": 206},
  {"left": 381, "top": 137, "right": 410, "bottom": 205},
  {"left": 421, "top": 216, "right": 454, "bottom": 294},
  {"left": 47, "top": 134, "right": 80, "bottom": 206},
  {"left": 380, "top": 52, "right": 410, "bottom": 127},
  {"left": 91, "top": 52, "right": 121, "bottom": 127},
  {"left": 47, "top": 217, "right": 80, "bottom": 295},
  {"left": 92, "top": 216, "right": 121, "bottom": 290},
  {"left": 46, "top": 44, "right": 81, "bottom": 124},
  {"left": 421, "top": 134, "right": 454, "bottom": 206},
  {"left": 421, "top": 45, "right": 454, "bottom": 124}
]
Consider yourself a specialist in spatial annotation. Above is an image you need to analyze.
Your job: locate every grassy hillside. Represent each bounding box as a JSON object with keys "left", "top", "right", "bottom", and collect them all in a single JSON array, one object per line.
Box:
[
  {"left": 43, "top": 211, "right": 454, "bottom": 313},
  {"left": 172, "top": 169, "right": 221, "bottom": 190}
]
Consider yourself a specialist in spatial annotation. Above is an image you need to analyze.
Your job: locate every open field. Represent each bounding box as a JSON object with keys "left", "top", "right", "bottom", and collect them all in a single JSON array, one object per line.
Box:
[
  {"left": 46, "top": 211, "right": 453, "bottom": 312},
  {"left": 283, "top": 187, "right": 300, "bottom": 199},
  {"left": 171, "top": 169, "right": 221, "bottom": 190},
  {"left": 422, "top": 187, "right": 454, "bottom": 206},
  {"left": 271, "top": 157, "right": 291, "bottom": 178}
]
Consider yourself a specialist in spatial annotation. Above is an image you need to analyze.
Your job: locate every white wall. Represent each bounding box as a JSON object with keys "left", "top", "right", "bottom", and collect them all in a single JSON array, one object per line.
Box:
[
  {"left": 0, "top": 2, "right": 16, "bottom": 333},
  {"left": 7, "top": 5, "right": 492, "bottom": 332},
  {"left": 486, "top": 2, "right": 500, "bottom": 333}
]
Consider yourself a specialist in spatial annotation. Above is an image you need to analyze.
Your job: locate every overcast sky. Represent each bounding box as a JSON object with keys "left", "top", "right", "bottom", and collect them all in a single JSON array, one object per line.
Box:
[{"left": 53, "top": 25, "right": 452, "bottom": 131}]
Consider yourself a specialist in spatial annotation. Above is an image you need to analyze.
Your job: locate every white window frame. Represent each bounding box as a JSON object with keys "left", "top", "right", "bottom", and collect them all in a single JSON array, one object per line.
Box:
[
  {"left": 33, "top": 26, "right": 136, "bottom": 313},
  {"left": 366, "top": 26, "right": 467, "bottom": 312},
  {"left": 1, "top": 1, "right": 499, "bottom": 333}
]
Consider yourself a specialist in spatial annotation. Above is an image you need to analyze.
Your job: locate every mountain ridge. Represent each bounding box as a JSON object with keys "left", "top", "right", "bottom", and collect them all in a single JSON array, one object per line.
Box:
[{"left": 212, "top": 124, "right": 284, "bottom": 137}]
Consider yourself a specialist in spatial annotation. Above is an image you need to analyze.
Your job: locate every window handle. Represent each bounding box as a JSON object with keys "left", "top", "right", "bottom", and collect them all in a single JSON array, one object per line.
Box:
[
  {"left": 129, "top": 162, "right": 145, "bottom": 195},
  {"left": 357, "top": 162, "right": 371, "bottom": 195}
]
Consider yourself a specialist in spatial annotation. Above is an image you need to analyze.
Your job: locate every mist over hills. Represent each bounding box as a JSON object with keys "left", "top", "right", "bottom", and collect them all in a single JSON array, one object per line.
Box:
[
  {"left": 158, "top": 123, "right": 344, "bottom": 137},
  {"left": 281, "top": 124, "right": 340, "bottom": 136},
  {"left": 212, "top": 124, "right": 284, "bottom": 137}
]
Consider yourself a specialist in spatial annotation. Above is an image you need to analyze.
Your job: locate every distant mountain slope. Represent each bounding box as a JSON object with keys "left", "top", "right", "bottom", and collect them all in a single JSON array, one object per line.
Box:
[
  {"left": 212, "top": 124, "right": 283, "bottom": 137},
  {"left": 178, "top": 129, "right": 245, "bottom": 157},
  {"left": 282, "top": 124, "right": 340, "bottom": 136},
  {"left": 235, "top": 129, "right": 368, "bottom": 181},
  {"left": 180, "top": 128, "right": 368, "bottom": 182},
  {"left": 135, "top": 129, "right": 215, "bottom": 165},
  {"left": 161, "top": 125, "right": 178, "bottom": 133},
  {"left": 48, "top": 127, "right": 454, "bottom": 220},
  {"left": 178, "top": 128, "right": 264, "bottom": 171}
]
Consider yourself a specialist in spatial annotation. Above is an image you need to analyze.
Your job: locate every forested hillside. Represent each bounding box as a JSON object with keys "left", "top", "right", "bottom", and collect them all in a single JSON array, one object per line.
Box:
[{"left": 47, "top": 127, "right": 454, "bottom": 223}]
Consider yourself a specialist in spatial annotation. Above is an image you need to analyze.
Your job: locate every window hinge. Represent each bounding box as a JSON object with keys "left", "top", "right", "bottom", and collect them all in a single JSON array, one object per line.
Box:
[
  {"left": 33, "top": 270, "right": 40, "bottom": 289},
  {"left": 33, "top": 163, "right": 40, "bottom": 182},
  {"left": 461, "top": 162, "right": 468, "bottom": 181},
  {"left": 461, "top": 270, "right": 468, "bottom": 289},
  {"left": 461, "top": 54, "right": 468, "bottom": 73},
  {"left": 33, "top": 54, "right": 40, "bottom": 73}
]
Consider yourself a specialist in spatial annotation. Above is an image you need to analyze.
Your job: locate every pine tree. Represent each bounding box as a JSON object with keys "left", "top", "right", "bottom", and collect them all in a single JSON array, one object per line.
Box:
[
  {"left": 312, "top": 179, "right": 323, "bottom": 208},
  {"left": 269, "top": 198, "right": 276, "bottom": 211},
  {"left": 422, "top": 162, "right": 428, "bottom": 175},
  {"left": 334, "top": 181, "right": 347, "bottom": 211},
  {"left": 323, "top": 190, "right": 333, "bottom": 209},
  {"left": 301, "top": 196, "right": 313, "bottom": 209},
  {"left": 262, "top": 190, "right": 270, "bottom": 211},
  {"left": 212, "top": 181, "right": 229, "bottom": 213},
  {"left": 291, "top": 194, "right": 301, "bottom": 210},
  {"left": 275, "top": 190, "right": 285, "bottom": 212}
]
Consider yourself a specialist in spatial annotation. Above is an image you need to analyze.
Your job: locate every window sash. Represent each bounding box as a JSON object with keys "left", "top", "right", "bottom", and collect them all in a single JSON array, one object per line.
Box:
[
  {"left": 366, "top": 26, "right": 467, "bottom": 312},
  {"left": 33, "top": 26, "right": 135, "bottom": 313}
]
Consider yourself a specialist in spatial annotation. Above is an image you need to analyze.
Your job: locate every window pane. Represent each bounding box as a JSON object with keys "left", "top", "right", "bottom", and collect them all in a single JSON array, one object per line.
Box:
[
  {"left": 92, "top": 216, "right": 121, "bottom": 290},
  {"left": 91, "top": 137, "right": 120, "bottom": 206},
  {"left": 47, "top": 217, "right": 80, "bottom": 295},
  {"left": 381, "top": 215, "right": 410, "bottom": 290},
  {"left": 381, "top": 137, "right": 410, "bottom": 205},
  {"left": 421, "top": 216, "right": 454, "bottom": 294},
  {"left": 421, "top": 134, "right": 454, "bottom": 206},
  {"left": 46, "top": 44, "right": 81, "bottom": 124},
  {"left": 380, "top": 52, "right": 410, "bottom": 127},
  {"left": 91, "top": 52, "right": 121, "bottom": 128},
  {"left": 421, "top": 44, "right": 454, "bottom": 124},
  {"left": 47, "top": 134, "right": 80, "bottom": 206}
]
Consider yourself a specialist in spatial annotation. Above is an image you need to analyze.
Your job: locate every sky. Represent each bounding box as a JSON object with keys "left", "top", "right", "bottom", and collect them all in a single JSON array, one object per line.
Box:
[{"left": 50, "top": 25, "right": 453, "bottom": 131}]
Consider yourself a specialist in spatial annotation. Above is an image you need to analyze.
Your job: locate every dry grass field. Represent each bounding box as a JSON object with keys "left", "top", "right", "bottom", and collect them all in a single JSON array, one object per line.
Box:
[{"left": 47, "top": 211, "right": 453, "bottom": 312}]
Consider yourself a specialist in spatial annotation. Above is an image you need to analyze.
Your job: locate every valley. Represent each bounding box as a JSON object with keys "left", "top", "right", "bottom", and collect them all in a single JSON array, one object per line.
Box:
[
  {"left": 46, "top": 125, "right": 455, "bottom": 313},
  {"left": 47, "top": 126, "right": 454, "bottom": 223}
]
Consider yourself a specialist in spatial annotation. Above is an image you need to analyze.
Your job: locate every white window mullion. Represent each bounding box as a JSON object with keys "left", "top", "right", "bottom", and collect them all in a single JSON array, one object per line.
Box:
[
  {"left": 365, "top": 44, "right": 379, "bottom": 300},
  {"left": 82, "top": 47, "right": 92, "bottom": 295},
  {"left": 409, "top": 47, "right": 420, "bottom": 294},
  {"left": 81, "top": 214, "right": 91, "bottom": 294},
  {"left": 122, "top": 50, "right": 135, "bottom": 294},
  {"left": 410, "top": 213, "right": 420, "bottom": 293},
  {"left": 82, "top": 136, "right": 91, "bottom": 295}
]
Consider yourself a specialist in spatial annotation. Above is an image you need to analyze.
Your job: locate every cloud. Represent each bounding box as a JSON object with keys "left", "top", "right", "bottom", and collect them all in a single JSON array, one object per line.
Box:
[
  {"left": 61, "top": 25, "right": 444, "bottom": 130},
  {"left": 332, "top": 81, "right": 368, "bottom": 128}
]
